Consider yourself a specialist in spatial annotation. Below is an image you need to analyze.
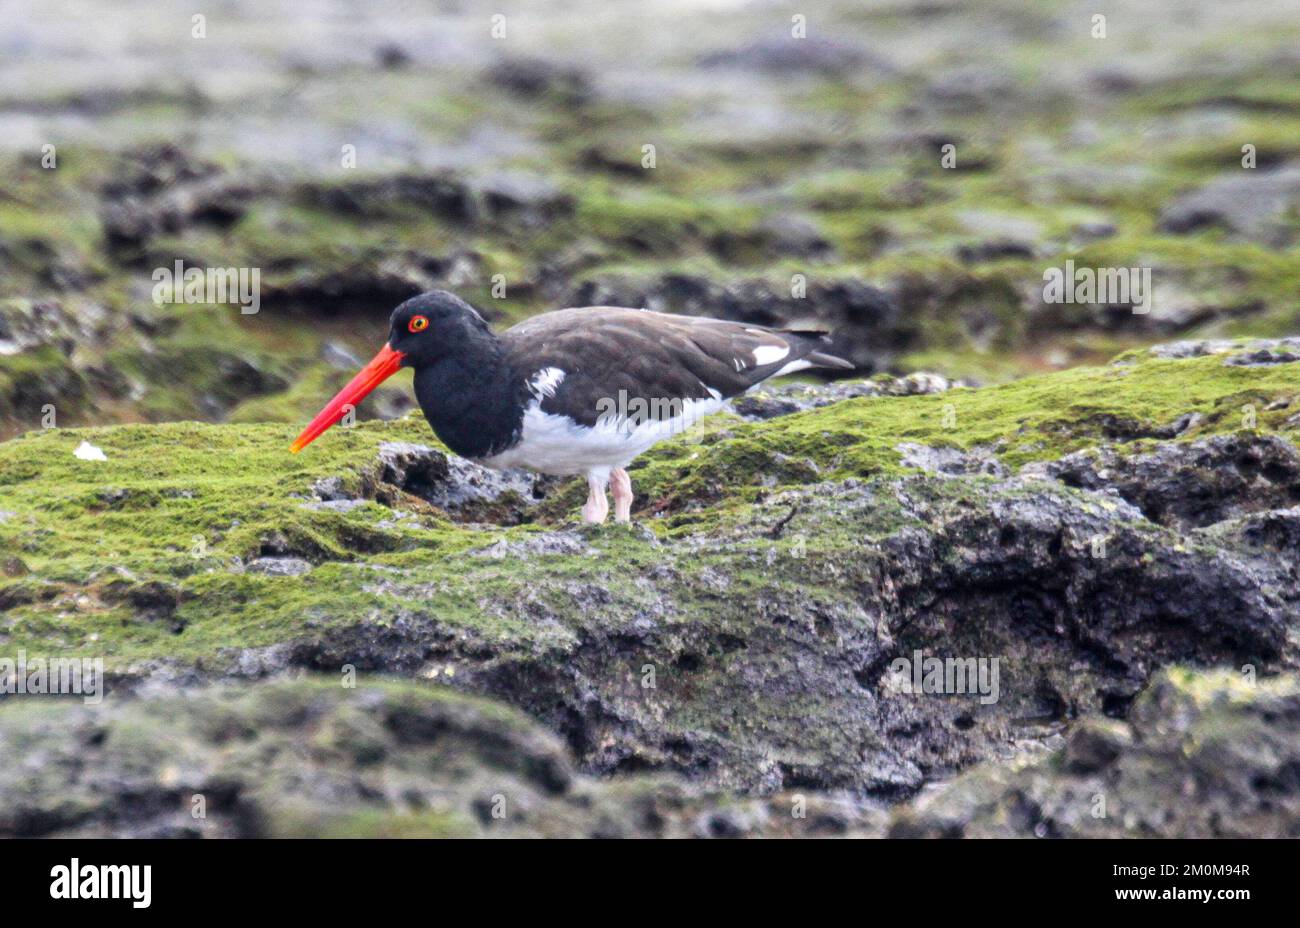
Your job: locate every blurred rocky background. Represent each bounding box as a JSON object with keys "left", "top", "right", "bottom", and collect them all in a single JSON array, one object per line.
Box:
[{"left": 2, "top": 0, "right": 1297, "bottom": 438}]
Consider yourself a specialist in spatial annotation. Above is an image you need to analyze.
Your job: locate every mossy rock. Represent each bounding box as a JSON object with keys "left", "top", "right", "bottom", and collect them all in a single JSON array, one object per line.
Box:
[{"left": 1, "top": 344, "right": 1298, "bottom": 797}]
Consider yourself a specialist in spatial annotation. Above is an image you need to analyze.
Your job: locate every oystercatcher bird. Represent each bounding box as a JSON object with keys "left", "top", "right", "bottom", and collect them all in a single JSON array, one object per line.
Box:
[{"left": 291, "top": 291, "right": 851, "bottom": 523}]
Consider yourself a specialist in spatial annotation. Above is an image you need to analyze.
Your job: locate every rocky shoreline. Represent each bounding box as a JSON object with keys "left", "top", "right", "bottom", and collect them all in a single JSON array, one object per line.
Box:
[{"left": 2, "top": 339, "right": 1297, "bottom": 836}]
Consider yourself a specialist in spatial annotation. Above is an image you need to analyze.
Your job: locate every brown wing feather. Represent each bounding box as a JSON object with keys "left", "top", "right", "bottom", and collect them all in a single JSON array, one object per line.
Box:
[{"left": 501, "top": 307, "right": 850, "bottom": 427}]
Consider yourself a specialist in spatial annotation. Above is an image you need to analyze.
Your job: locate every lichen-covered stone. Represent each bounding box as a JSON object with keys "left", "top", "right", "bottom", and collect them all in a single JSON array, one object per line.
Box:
[{"left": 890, "top": 668, "right": 1300, "bottom": 838}]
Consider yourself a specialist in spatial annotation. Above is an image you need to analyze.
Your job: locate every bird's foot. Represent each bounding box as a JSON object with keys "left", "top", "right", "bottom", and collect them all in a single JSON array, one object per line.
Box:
[
  {"left": 581, "top": 475, "right": 609, "bottom": 524},
  {"left": 611, "top": 467, "right": 633, "bottom": 523}
]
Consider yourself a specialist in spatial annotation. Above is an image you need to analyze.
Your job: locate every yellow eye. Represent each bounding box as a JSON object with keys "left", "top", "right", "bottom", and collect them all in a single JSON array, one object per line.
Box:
[{"left": 408, "top": 315, "right": 429, "bottom": 333}]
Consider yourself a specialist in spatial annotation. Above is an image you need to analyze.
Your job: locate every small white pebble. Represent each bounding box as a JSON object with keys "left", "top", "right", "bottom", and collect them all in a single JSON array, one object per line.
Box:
[{"left": 73, "top": 441, "right": 107, "bottom": 462}]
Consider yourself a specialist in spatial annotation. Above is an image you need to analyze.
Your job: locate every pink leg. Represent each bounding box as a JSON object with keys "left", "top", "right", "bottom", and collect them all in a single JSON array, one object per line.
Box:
[
  {"left": 611, "top": 468, "right": 633, "bottom": 523},
  {"left": 581, "top": 473, "right": 609, "bottom": 524}
]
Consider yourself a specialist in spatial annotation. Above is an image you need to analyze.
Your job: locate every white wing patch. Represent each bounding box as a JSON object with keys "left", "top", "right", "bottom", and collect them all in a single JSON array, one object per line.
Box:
[
  {"left": 528, "top": 367, "right": 566, "bottom": 399},
  {"left": 752, "top": 344, "right": 790, "bottom": 366}
]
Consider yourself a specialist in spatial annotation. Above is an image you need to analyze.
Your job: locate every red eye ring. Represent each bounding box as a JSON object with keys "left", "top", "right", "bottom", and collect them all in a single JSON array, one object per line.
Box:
[{"left": 408, "top": 315, "right": 429, "bottom": 333}]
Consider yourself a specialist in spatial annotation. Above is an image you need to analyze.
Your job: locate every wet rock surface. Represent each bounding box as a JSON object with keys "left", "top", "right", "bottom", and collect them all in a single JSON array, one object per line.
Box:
[
  {"left": 372, "top": 441, "right": 555, "bottom": 524},
  {"left": 286, "top": 474, "right": 1296, "bottom": 796},
  {"left": 307, "top": 442, "right": 554, "bottom": 527},
  {"left": 891, "top": 668, "right": 1300, "bottom": 838},
  {"left": 0, "top": 677, "right": 887, "bottom": 838},
  {"left": 3, "top": 663, "right": 1296, "bottom": 838},
  {"left": 1026, "top": 434, "right": 1300, "bottom": 530},
  {"left": 1158, "top": 165, "right": 1300, "bottom": 248},
  {"left": 2, "top": 340, "right": 1300, "bottom": 834}
]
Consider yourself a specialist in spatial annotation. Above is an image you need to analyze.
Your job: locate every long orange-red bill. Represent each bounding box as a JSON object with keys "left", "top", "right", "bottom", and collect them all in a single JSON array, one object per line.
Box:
[{"left": 290, "top": 343, "right": 405, "bottom": 453}]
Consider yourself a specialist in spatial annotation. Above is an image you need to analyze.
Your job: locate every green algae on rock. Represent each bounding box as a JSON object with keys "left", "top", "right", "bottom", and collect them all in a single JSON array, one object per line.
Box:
[{"left": 1, "top": 343, "right": 1297, "bottom": 800}]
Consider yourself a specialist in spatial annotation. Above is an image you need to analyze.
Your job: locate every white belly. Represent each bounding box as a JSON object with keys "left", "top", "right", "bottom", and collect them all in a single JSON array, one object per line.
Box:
[{"left": 479, "top": 396, "right": 726, "bottom": 477}]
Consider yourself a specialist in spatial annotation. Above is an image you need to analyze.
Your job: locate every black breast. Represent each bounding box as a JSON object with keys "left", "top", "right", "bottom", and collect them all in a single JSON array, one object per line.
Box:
[{"left": 411, "top": 358, "right": 526, "bottom": 459}]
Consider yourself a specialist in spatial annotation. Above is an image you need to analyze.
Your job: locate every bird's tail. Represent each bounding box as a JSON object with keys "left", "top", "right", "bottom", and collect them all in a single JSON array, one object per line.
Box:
[{"left": 780, "top": 330, "right": 855, "bottom": 370}]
